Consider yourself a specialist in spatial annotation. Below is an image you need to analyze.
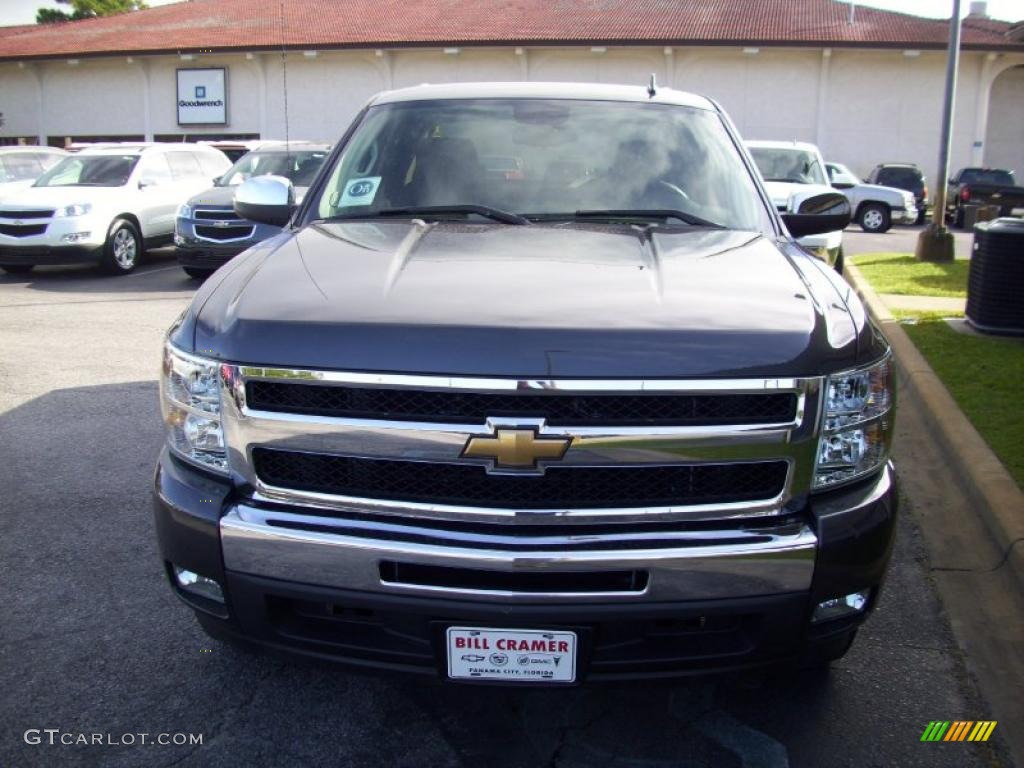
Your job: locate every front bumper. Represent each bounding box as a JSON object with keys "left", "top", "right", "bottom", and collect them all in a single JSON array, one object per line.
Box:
[
  {"left": 153, "top": 449, "right": 898, "bottom": 680},
  {"left": 0, "top": 243, "right": 102, "bottom": 265},
  {"left": 892, "top": 205, "right": 918, "bottom": 225}
]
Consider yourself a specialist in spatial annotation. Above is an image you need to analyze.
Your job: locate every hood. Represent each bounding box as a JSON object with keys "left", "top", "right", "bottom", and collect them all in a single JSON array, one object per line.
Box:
[
  {"left": 188, "top": 221, "right": 861, "bottom": 378},
  {"left": 189, "top": 184, "right": 310, "bottom": 208},
  {"left": 0, "top": 184, "right": 128, "bottom": 209},
  {"left": 0, "top": 180, "right": 35, "bottom": 200},
  {"left": 762, "top": 181, "right": 835, "bottom": 212}
]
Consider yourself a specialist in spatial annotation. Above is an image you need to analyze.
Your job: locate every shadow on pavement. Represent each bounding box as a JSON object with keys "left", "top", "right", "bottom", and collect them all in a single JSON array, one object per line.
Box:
[
  {"left": 0, "top": 382, "right": 1005, "bottom": 768},
  {"left": 0, "top": 248, "right": 197, "bottom": 296}
]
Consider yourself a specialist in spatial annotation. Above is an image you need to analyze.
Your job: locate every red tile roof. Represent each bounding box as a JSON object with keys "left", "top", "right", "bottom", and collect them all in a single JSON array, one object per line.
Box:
[{"left": 0, "top": 0, "right": 1021, "bottom": 60}]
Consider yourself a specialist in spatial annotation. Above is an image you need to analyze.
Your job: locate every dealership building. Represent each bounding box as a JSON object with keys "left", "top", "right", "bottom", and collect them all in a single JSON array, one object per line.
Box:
[{"left": 0, "top": 0, "right": 1022, "bottom": 181}]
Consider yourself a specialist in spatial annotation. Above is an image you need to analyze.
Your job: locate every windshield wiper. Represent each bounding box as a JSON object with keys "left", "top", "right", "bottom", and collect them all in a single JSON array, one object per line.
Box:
[
  {"left": 529, "top": 209, "right": 725, "bottom": 229},
  {"left": 327, "top": 205, "right": 529, "bottom": 225}
]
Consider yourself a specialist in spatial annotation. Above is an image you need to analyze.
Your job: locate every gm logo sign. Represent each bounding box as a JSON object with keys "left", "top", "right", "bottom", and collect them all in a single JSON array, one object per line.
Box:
[{"left": 194, "top": 85, "right": 206, "bottom": 99}]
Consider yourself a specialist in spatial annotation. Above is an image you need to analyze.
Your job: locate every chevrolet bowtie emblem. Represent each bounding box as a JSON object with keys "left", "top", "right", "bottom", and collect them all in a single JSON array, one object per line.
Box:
[{"left": 461, "top": 428, "right": 571, "bottom": 471}]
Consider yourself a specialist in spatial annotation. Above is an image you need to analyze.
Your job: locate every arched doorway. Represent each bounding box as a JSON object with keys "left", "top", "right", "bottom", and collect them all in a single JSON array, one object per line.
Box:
[{"left": 984, "top": 65, "right": 1024, "bottom": 178}]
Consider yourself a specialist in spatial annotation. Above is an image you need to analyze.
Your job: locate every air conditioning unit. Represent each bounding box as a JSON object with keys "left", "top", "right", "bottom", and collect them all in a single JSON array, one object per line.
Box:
[{"left": 966, "top": 217, "right": 1024, "bottom": 335}]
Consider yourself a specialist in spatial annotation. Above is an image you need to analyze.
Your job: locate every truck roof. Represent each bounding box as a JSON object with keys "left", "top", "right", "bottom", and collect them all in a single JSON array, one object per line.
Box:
[
  {"left": 745, "top": 140, "right": 823, "bottom": 153},
  {"left": 371, "top": 81, "right": 716, "bottom": 111}
]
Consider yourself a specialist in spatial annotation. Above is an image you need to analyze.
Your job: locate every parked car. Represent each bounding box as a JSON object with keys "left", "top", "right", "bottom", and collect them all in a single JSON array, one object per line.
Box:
[
  {"left": 0, "top": 143, "right": 231, "bottom": 275},
  {"left": 745, "top": 140, "right": 846, "bottom": 271},
  {"left": 155, "top": 82, "right": 896, "bottom": 683},
  {"left": 0, "top": 146, "right": 67, "bottom": 198},
  {"left": 197, "top": 140, "right": 264, "bottom": 164},
  {"left": 865, "top": 163, "right": 929, "bottom": 224},
  {"left": 175, "top": 141, "right": 331, "bottom": 278},
  {"left": 945, "top": 167, "right": 1024, "bottom": 228},
  {"left": 825, "top": 162, "right": 918, "bottom": 233}
]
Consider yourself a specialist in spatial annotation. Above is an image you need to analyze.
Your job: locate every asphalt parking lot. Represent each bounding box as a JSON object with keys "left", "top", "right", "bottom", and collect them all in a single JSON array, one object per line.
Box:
[{"left": 0, "top": 243, "right": 1010, "bottom": 768}]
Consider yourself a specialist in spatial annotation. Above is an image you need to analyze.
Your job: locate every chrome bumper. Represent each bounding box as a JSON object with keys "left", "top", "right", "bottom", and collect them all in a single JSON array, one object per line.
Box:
[{"left": 221, "top": 504, "right": 817, "bottom": 604}]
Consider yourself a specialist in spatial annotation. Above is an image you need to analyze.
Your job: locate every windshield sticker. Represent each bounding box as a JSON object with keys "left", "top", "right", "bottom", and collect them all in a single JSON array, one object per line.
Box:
[{"left": 339, "top": 176, "right": 381, "bottom": 207}]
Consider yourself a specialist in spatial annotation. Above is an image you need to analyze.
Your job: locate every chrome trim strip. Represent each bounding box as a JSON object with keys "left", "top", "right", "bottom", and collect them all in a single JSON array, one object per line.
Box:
[
  {"left": 221, "top": 504, "right": 818, "bottom": 603},
  {"left": 238, "top": 367, "right": 804, "bottom": 394},
  {"left": 195, "top": 225, "right": 256, "bottom": 244}
]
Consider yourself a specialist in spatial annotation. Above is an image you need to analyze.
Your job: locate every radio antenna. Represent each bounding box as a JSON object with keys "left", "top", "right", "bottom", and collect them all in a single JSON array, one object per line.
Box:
[
  {"left": 280, "top": 2, "right": 291, "bottom": 159},
  {"left": 647, "top": 73, "right": 657, "bottom": 97}
]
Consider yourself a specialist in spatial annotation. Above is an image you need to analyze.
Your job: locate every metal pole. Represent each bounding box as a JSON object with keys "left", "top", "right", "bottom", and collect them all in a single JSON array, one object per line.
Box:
[{"left": 931, "top": 0, "right": 962, "bottom": 229}]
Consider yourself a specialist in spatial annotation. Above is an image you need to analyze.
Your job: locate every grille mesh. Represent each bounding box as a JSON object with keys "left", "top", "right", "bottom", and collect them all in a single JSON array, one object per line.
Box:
[
  {"left": 252, "top": 448, "right": 788, "bottom": 509},
  {"left": 246, "top": 382, "right": 797, "bottom": 426}
]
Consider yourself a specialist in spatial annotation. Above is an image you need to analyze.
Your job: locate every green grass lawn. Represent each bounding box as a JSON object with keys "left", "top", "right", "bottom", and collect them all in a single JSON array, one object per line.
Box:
[
  {"left": 851, "top": 252, "right": 969, "bottom": 298},
  {"left": 901, "top": 319, "right": 1024, "bottom": 488}
]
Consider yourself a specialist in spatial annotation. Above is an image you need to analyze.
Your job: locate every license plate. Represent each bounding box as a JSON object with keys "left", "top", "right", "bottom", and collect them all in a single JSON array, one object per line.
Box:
[{"left": 446, "top": 626, "right": 577, "bottom": 683}]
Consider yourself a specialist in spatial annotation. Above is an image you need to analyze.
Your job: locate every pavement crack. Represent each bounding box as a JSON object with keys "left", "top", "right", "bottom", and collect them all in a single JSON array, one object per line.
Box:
[{"left": 931, "top": 537, "right": 1024, "bottom": 574}]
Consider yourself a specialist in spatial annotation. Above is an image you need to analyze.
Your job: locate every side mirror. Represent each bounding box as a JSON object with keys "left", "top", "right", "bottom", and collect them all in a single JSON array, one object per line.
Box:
[
  {"left": 831, "top": 180, "right": 854, "bottom": 190},
  {"left": 234, "top": 175, "right": 295, "bottom": 227},
  {"left": 781, "top": 192, "right": 851, "bottom": 238}
]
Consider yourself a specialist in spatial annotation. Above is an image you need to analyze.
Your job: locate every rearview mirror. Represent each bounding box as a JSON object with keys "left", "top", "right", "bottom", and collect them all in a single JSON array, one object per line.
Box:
[
  {"left": 781, "top": 192, "right": 851, "bottom": 238},
  {"left": 234, "top": 175, "right": 295, "bottom": 227}
]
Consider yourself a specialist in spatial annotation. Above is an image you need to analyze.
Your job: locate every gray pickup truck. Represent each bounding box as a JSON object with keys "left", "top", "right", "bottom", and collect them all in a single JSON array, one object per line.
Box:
[{"left": 154, "top": 82, "right": 897, "bottom": 684}]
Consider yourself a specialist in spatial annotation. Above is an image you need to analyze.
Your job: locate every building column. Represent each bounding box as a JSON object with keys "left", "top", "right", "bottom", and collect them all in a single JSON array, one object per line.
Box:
[
  {"left": 136, "top": 58, "right": 153, "bottom": 141},
  {"left": 516, "top": 47, "right": 529, "bottom": 80},
  {"left": 20, "top": 62, "right": 46, "bottom": 145},
  {"left": 971, "top": 53, "right": 998, "bottom": 166},
  {"left": 247, "top": 53, "right": 269, "bottom": 139},
  {"left": 815, "top": 48, "right": 832, "bottom": 148}
]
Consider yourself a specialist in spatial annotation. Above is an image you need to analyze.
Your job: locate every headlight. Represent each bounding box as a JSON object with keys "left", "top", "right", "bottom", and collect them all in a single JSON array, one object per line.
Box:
[
  {"left": 176, "top": 203, "right": 192, "bottom": 219},
  {"left": 813, "top": 355, "right": 895, "bottom": 490},
  {"left": 56, "top": 203, "right": 92, "bottom": 217},
  {"left": 161, "top": 342, "right": 228, "bottom": 474}
]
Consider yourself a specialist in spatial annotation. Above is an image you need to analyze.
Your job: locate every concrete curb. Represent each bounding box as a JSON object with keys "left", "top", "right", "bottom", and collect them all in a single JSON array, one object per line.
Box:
[{"left": 846, "top": 262, "right": 1024, "bottom": 587}]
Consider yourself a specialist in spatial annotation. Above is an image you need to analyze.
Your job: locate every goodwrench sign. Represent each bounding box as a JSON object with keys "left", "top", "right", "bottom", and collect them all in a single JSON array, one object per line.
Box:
[{"left": 177, "top": 68, "right": 227, "bottom": 125}]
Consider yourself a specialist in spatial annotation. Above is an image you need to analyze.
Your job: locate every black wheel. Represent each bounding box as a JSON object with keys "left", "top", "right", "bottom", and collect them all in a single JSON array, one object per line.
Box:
[
  {"left": 953, "top": 205, "right": 964, "bottom": 229},
  {"left": 0, "top": 264, "right": 34, "bottom": 275},
  {"left": 915, "top": 208, "right": 927, "bottom": 225},
  {"left": 801, "top": 629, "right": 858, "bottom": 669},
  {"left": 858, "top": 203, "right": 891, "bottom": 233},
  {"left": 99, "top": 219, "right": 142, "bottom": 274},
  {"left": 183, "top": 267, "right": 214, "bottom": 280},
  {"left": 833, "top": 246, "right": 845, "bottom": 275}
]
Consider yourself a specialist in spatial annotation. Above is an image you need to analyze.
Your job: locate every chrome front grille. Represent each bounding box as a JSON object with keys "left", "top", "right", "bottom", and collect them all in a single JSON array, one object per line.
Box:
[
  {"left": 220, "top": 367, "right": 822, "bottom": 526},
  {"left": 0, "top": 209, "right": 54, "bottom": 237},
  {"left": 194, "top": 207, "right": 241, "bottom": 221}
]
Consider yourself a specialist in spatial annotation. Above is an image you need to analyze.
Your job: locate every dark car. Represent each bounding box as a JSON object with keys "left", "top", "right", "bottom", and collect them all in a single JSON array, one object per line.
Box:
[
  {"left": 866, "top": 163, "right": 929, "bottom": 224},
  {"left": 173, "top": 141, "right": 330, "bottom": 278},
  {"left": 944, "top": 167, "right": 1024, "bottom": 228},
  {"left": 154, "top": 83, "right": 896, "bottom": 685}
]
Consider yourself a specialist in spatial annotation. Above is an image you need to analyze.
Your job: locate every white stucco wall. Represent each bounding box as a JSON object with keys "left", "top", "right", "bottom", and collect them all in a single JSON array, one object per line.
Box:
[
  {"left": 985, "top": 65, "right": 1024, "bottom": 178},
  {"left": 1, "top": 45, "right": 1021, "bottom": 185}
]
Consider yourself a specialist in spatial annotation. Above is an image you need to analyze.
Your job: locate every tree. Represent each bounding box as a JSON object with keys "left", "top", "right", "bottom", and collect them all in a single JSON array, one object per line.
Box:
[{"left": 36, "top": 0, "right": 148, "bottom": 24}]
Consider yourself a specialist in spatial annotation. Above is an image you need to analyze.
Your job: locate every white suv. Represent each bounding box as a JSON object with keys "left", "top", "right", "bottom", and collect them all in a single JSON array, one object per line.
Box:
[
  {"left": 745, "top": 140, "right": 846, "bottom": 272},
  {"left": 0, "top": 143, "right": 231, "bottom": 275}
]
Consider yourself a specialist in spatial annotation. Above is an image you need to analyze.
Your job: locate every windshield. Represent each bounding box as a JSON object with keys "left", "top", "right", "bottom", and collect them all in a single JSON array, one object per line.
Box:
[
  {"left": 0, "top": 153, "right": 46, "bottom": 183},
  {"left": 219, "top": 150, "right": 329, "bottom": 187},
  {"left": 312, "top": 99, "right": 768, "bottom": 231},
  {"left": 749, "top": 148, "right": 828, "bottom": 186},
  {"left": 34, "top": 154, "right": 138, "bottom": 187},
  {"left": 959, "top": 168, "right": 1015, "bottom": 186}
]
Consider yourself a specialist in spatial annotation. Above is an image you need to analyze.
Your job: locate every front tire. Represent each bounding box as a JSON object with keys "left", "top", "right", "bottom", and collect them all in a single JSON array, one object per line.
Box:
[
  {"left": 0, "top": 264, "right": 34, "bottom": 275},
  {"left": 182, "top": 267, "right": 214, "bottom": 280},
  {"left": 858, "top": 203, "right": 891, "bottom": 233},
  {"left": 100, "top": 219, "right": 142, "bottom": 274},
  {"left": 833, "top": 246, "right": 845, "bottom": 275}
]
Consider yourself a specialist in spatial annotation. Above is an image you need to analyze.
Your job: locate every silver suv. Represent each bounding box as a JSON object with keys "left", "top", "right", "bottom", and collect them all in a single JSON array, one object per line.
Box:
[
  {"left": 825, "top": 162, "right": 917, "bottom": 233},
  {"left": 0, "top": 143, "right": 230, "bottom": 275}
]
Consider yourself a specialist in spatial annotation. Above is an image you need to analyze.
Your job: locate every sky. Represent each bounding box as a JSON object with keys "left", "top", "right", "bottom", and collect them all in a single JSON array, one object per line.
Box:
[{"left": 0, "top": 0, "right": 1020, "bottom": 27}]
